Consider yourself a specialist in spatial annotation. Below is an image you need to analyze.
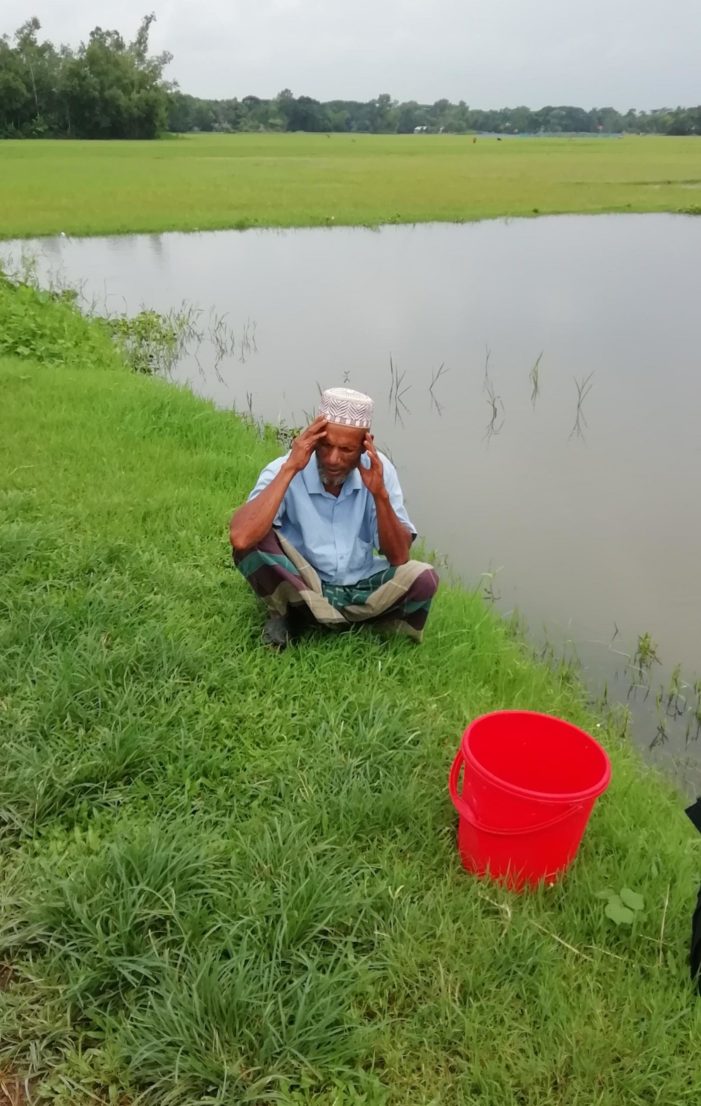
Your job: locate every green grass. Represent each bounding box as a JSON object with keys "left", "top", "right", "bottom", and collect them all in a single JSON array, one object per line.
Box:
[
  {"left": 1, "top": 133, "right": 701, "bottom": 239},
  {"left": 1, "top": 277, "right": 700, "bottom": 1104}
]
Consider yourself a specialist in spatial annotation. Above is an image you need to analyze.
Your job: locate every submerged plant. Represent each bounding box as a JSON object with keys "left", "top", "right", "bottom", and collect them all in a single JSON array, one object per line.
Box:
[
  {"left": 104, "top": 307, "right": 194, "bottom": 375},
  {"left": 481, "top": 346, "right": 504, "bottom": 441},
  {"left": 479, "top": 566, "right": 503, "bottom": 604},
  {"left": 387, "top": 353, "right": 410, "bottom": 425},
  {"left": 632, "top": 631, "right": 662, "bottom": 680},
  {"left": 529, "top": 351, "right": 543, "bottom": 407},
  {"left": 428, "top": 360, "right": 449, "bottom": 414},
  {"left": 569, "top": 370, "right": 594, "bottom": 440}
]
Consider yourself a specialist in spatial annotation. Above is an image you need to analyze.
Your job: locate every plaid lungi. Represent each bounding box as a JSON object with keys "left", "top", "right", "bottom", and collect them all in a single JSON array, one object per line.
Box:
[{"left": 234, "top": 530, "right": 439, "bottom": 642}]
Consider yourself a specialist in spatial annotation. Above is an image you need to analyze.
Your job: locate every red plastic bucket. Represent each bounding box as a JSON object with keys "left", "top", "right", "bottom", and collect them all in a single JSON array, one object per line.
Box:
[{"left": 449, "top": 710, "right": 611, "bottom": 891}]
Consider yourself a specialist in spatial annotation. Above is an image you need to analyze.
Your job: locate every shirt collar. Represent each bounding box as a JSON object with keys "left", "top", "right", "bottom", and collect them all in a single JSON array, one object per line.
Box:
[{"left": 302, "top": 454, "right": 363, "bottom": 497}]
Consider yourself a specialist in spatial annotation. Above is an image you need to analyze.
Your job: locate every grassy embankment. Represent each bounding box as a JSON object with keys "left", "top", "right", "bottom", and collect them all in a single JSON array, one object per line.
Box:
[
  {"left": 1, "top": 276, "right": 700, "bottom": 1105},
  {"left": 1, "top": 133, "right": 701, "bottom": 239}
]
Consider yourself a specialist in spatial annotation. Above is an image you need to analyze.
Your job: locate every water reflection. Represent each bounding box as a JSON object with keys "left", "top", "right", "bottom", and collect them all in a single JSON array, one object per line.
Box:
[
  {"left": 2, "top": 214, "right": 701, "bottom": 789},
  {"left": 147, "top": 234, "right": 166, "bottom": 262}
]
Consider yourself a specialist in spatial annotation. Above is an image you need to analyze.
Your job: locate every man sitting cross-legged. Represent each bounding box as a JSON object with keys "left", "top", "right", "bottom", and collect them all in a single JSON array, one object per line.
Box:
[{"left": 230, "top": 387, "right": 439, "bottom": 650}]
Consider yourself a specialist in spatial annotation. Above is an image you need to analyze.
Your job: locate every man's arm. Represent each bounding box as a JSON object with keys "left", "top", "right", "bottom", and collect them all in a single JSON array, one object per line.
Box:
[
  {"left": 359, "top": 436, "right": 412, "bottom": 566},
  {"left": 374, "top": 487, "right": 413, "bottom": 565},
  {"left": 229, "top": 463, "right": 295, "bottom": 552},
  {"left": 230, "top": 416, "right": 327, "bottom": 552}
]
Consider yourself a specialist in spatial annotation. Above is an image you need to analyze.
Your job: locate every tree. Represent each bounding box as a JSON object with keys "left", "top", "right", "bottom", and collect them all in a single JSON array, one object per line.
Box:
[
  {"left": 396, "top": 101, "right": 424, "bottom": 133},
  {"left": 274, "top": 89, "right": 330, "bottom": 132},
  {"left": 0, "top": 36, "right": 32, "bottom": 134},
  {"left": 368, "top": 93, "right": 397, "bottom": 133},
  {"left": 0, "top": 18, "right": 61, "bottom": 135},
  {"left": 0, "top": 13, "right": 173, "bottom": 139},
  {"left": 15, "top": 18, "right": 42, "bottom": 113},
  {"left": 61, "top": 14, "right": 172, "bottom": 138}
]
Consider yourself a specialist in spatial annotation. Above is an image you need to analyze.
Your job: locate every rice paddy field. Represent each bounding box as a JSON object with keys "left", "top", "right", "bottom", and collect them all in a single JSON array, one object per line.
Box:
[
  {"left": 1, "top": 274, "right": 701, "bottom": 1105},
  {"left": 1, "top": 132, "right": 700, "bottom": 239}
]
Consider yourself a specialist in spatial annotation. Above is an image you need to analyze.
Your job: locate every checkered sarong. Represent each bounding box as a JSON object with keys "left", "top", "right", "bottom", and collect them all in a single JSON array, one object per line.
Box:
[{"left": 235, "top": 530, "right": 438, "bottom": 642}]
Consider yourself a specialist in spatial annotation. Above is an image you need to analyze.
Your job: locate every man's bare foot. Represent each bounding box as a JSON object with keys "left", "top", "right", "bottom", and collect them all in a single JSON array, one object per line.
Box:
[{"left": 261, "top": 614, "right": 290, "bottom": 651}]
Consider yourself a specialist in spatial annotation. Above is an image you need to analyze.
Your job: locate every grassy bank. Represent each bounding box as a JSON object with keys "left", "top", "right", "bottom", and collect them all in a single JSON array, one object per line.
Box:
[
  {"left": 1, "top": 133, "right": 701, "bottom": 240},
  {"left": 1, "top": 277, "right": 700, "bottom": 1105}
]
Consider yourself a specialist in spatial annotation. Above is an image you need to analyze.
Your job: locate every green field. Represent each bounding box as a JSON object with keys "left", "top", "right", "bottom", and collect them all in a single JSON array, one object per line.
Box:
[
  {"left": 1, "top": 276, "right": 700, "bottom": 1105},
  {"left": 1, "top": 133, "right": 700, "bottom": 239}
]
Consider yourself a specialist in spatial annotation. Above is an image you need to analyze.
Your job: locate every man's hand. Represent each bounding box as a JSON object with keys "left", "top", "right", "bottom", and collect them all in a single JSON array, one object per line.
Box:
[
  {"left": 360, "top": 435, "right": 412, "bottom": 565},
  {"left": 358, "top": 434, "right": 386, "bottom": 498},
  {"left": 285, "top": 416, "right": 328, "bottom": 476}
]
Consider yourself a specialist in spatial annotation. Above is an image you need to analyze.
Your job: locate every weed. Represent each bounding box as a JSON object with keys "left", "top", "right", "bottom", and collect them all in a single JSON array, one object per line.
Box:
[{"left": 104, "top": 308, "right": 191, "bottom": 375}]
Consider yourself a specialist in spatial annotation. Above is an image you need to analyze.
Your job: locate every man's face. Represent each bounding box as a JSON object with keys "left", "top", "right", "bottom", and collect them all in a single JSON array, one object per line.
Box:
[{"left": 315, "top": 423, "right": 365, "bottom": 486}]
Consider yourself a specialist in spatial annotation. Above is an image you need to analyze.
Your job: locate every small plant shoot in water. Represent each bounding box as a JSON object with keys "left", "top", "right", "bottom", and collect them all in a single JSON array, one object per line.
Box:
[{"left": 529, "top": 351, "right": 543, "bottom": 408}]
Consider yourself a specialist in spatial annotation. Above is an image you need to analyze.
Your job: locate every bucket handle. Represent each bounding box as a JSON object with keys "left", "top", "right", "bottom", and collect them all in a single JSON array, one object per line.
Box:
[{"left": 449, "top": 751, "right": 582, "bottom": 837}]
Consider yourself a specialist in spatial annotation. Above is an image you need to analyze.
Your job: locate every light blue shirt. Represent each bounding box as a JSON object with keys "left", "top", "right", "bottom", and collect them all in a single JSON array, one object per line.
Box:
[{"left": 248, "top": 451, "right": 416, "bottom": 585}]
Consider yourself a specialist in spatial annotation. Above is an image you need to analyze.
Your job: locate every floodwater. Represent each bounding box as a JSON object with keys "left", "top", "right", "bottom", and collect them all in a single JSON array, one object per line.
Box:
[{"left": 3, "top": 215, "right": 700, "bottom": 791}]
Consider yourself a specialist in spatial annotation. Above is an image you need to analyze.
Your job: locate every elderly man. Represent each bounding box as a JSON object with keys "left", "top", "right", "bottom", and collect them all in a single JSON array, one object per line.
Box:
[{"left": 230, "top": 387, "right": 439, "bottom": 649}]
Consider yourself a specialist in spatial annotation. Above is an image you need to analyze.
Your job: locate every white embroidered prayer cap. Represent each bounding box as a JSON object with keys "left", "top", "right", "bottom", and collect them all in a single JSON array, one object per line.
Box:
[{"left": 318, "top": 387, "right": 374, "bottom": 429}]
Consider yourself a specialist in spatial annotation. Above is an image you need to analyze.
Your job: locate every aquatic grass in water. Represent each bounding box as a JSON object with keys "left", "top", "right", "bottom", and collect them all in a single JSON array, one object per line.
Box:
[
  {"left": 387, "top": 353, "right": 411, "bottom": 425},
  {"left": 483, "top": 346, "right": 505, "bottom": 441},
  {"left": 428, "top": 360, "right": 449, "bottom": 415},
  {"left": 1, "top": 278, "right": 701, "bottom": 1104},
  {"left": 569, "top": 371, "right": 595, "bottom": 440},
  {"left": 529, "top": 351, "right": 543, "bottom": 407}
]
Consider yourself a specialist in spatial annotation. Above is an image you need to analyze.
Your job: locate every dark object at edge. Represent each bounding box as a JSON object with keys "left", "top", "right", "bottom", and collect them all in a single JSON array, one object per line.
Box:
[{"left": 685, "top": 799, "right": 701, "bottom": 994}]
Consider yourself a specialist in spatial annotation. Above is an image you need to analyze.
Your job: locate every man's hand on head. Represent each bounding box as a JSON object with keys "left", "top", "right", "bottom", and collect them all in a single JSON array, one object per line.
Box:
[
  {"left": 361, "top": 434, "right": 412, "bottom": 563},
  {"left": 358, "top": 434, "right": 386, "bottom": 498},
  {"left": 285, "top": 416, "right": 328, "bottom": 476}
]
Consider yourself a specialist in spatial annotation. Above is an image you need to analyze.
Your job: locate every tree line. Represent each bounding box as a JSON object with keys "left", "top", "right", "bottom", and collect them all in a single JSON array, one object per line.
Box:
[
  {"left": 169, "top": 91, "right": 701, "bottom": 137},
  {"left": 2, "top": 16, "right": 700, "bottom": 140}
]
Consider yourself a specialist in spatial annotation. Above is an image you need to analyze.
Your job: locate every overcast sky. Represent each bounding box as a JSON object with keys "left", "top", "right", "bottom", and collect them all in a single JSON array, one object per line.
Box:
[{"left": 4, "top": 0, "right": 700, "bottom": 110}]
